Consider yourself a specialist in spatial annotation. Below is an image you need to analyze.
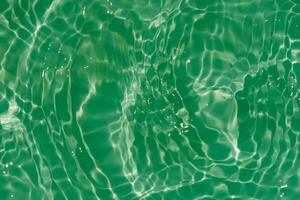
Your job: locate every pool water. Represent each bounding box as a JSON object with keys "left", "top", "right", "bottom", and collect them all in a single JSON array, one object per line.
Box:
[{"left": 0, "top": 0, "right": 300, "bottom": 199}]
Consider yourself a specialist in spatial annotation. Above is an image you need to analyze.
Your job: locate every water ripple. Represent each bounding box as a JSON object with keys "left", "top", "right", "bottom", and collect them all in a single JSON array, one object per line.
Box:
[{"left": 0, "top": 0, "right": 300, "bottom": 199}]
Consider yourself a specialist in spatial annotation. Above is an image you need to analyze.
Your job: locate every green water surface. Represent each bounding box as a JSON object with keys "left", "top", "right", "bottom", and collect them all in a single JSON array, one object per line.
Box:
[{"left": 1, "top": 0, "right": 300, "bottom": 199}]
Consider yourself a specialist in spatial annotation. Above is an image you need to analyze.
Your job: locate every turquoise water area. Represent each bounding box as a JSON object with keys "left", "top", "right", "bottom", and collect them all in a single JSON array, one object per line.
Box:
[{"left": 1, "top": 0, "right": 300, "bottom": 199}]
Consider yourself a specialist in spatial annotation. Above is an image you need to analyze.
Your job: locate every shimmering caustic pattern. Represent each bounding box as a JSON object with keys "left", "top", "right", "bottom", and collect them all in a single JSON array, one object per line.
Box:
[{"left": 1, "top": 0, "right": 300, "bottom": 199}]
